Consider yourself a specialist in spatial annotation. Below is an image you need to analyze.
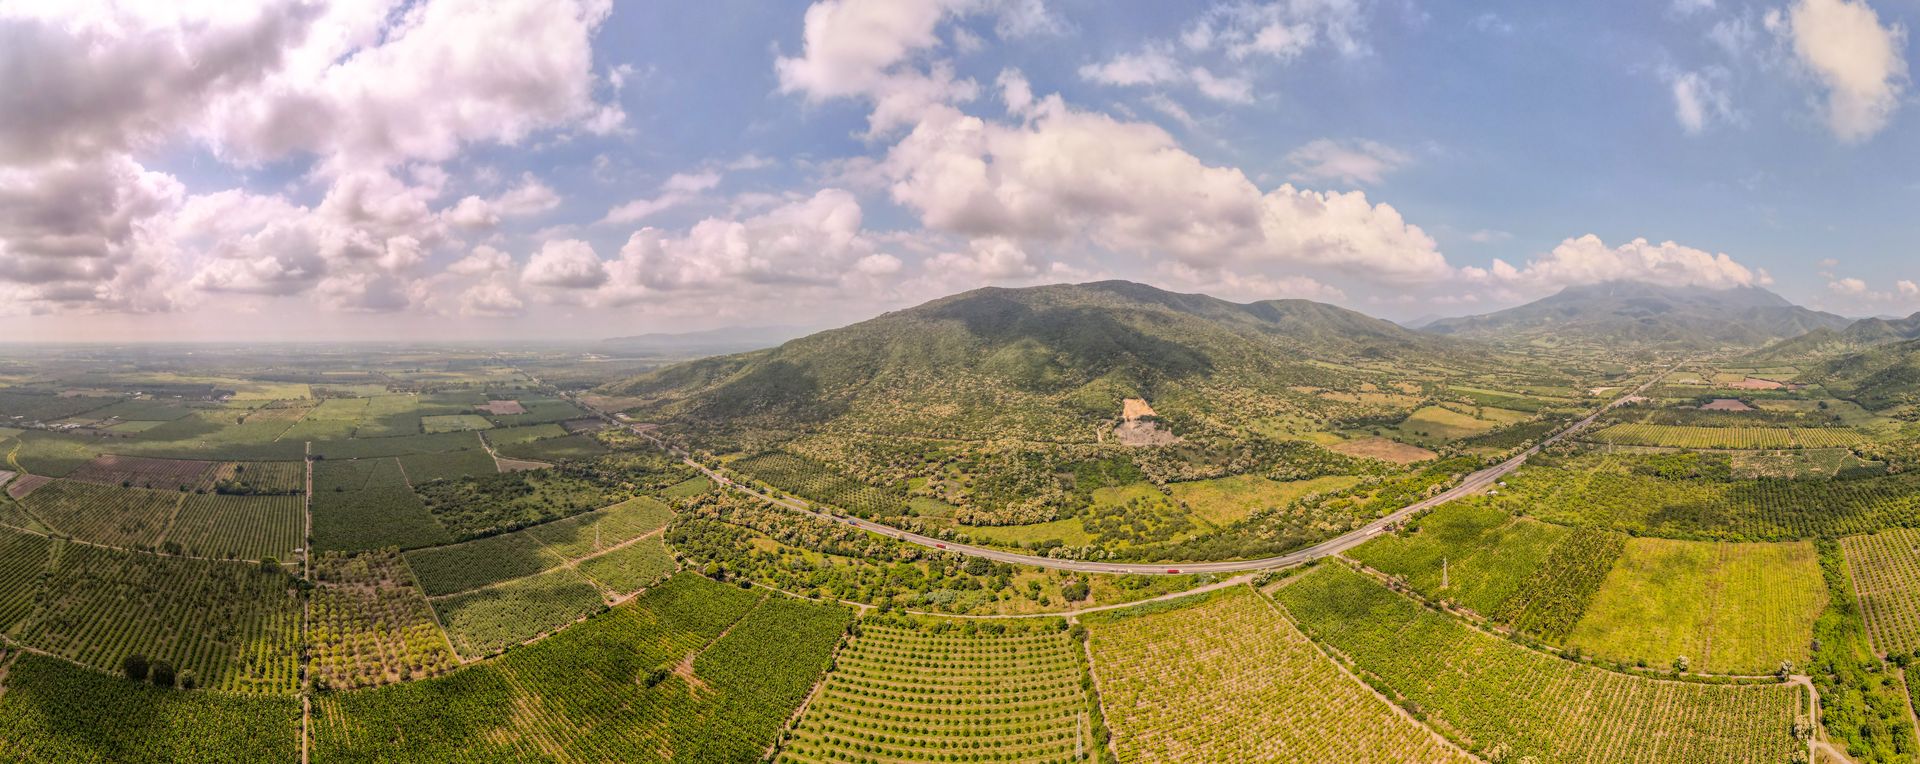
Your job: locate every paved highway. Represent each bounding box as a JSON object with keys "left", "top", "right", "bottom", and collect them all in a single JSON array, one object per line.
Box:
[{"left": 571, "top": 365, "right": 1670, "bottom": 575}]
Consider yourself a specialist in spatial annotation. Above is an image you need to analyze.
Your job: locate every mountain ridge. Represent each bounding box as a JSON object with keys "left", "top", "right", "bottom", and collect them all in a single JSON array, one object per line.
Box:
[{"left": 1423, "top": 280, "right": 1848, "bottom": 350}]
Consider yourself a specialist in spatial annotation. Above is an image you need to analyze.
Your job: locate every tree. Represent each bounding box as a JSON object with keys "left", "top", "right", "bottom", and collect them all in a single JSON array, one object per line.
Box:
[
  {"left": 1672, "top": 655, "right": 1689, "bottom": 674},
  {"left": 150, "top": 660, "right": 177, "bottom": 688},
  {"left": 178, "top": 670, "right": 198, "bottom": 690},
  {"left": 123, "top": 653, "right": 150, "bottom": 682}
]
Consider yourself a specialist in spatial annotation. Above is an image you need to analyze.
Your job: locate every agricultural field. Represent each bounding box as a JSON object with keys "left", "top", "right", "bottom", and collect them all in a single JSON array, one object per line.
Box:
[
  {"left": 1564, "top": 539, "right": 1826, "bottom": 675},
  {"left": 65, "top": 454, "right": 218, "bottom": 490},
  {"left": 1276, "top": 564, "right": 1803, "bottom": 764},
  {"left": 21, "top": 479, "right": 183, "bottom": 551},
  {"left": 394, "top": 447, "right": 497, "bottom": 483},
  {"left": 1348, "top": 500, "right": 1571, "bottom": 617},
  {"left": 430, "top": 567, "right": 607, "bottom": 659},
  {"left": 490, "top": 432, "right": 608, "bottom": 462},
  {"left": 1589, "top": 423, "right": 1868, "bottom": 449},
  {"left": 574, "top": 535, "right": 676, "bottom": 596},
  {"left": 733, "top": 451, "right": 910, "bottom": 518},
  {"left": 309, "top": 550, "right": 460, "bottom": 691},
  {"left": 12, "top": 543, "right": 302, "bottom": 693},
  {"left": 311, "top": 457, "right": 452, "bottom": 552},
  {"left": 1166, "top": 473, "right": 1363, "bottom": 525},
  {"left": 0, "top": 526, "right": 54, "bottom": 629},
  {"left": 1491, "top": 453, "right": 1920, "bottom": 541},
  {"left": 1085, "top": 586, "right": 1470, "bottom": 763},
  {"left": 407, "top": 495, "right": 675, "bottom": 596},
  {"left": 1841, "top": 528, "right": 1920, "bottom": 656},
  {"left": 165, "top": 492, "right": 304, "bottom": 560},
  {"left": 780, "top": 617, "right": 1095, "bottom": 764},
  {"left": 412, "top": 457, "right": 669, "bottom": 539},
  {"left": 420, "top": 414, "right": 492, "bottom": 433},
  {"left": 0, "top": 652, "right": 301, "bottom": 763},
  {"left": 314, "top": 574, "right": 851, "bottom": 762}
]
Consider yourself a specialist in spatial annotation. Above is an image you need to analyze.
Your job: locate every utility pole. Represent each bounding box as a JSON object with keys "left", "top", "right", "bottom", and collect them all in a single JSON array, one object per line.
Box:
[{"left": 1442, "top": 557, "right": 1449, "bottom": 590}]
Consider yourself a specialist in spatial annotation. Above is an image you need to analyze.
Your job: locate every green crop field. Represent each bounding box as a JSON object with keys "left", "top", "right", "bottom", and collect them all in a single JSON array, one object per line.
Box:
[
  {"left": 1086, "top": 586, "right": 1470, "bottom": 763},
  {"left": 574, "top": 535, "right": 676, "bottom": 596},
  {"left": 166, "top": 493, "right": 304, "bottom": 560},
  {"left": 0, "top": 652, "right": 301, "bottom": 763},
  {"left": 395, "top": 447, "right": 497, "bottom": 483},
  {"left": 1590, "top": 423, "right": 1868, "bottom": 449},
  {"left": 1564, "top": 538, "right": 1826, "bottom": 675},
  {"left": 1842, "top": 528, "right": 1920, "bottom": 656},
  {"left": 309, "top": 550, "right": 459, "bottom": 691},
  {"left": 21, "top": 480, "right": 182, "bottom": 551},
  {"left": 311, "top": 457, "right": 452, "bottom": 552},
  {"left": 1167, "top": 473, "right": 1363, "bottom": 525},
  {"left": 430, "top": 567, "right": 606, "bottom": 659},
  {"left": 407, "top": 495, "right": 675, "bottom": 596},
  {"left": 780, "top": 617, "right": 1094, "bottom": 763},
  {"left": 491, "top": 432, "right": 608, "bottom": 462},
  {"left": 314, "top": 574, "right": 851, "bottom": 762},
  {"left": 1276, "top": 564, "right": 1803, "bottom": 763},
  {"left": 1492, "top": 456, "right": 1920, "bottom": 541},
  {"left": 1349, "top": 501, "right": 1570, "bottom": 616},
  {"left": 12, "top": 544, "right": 301, "bottom": 693},
  {"left": 0, "top": 526, "right": 54, "bottom": 629},
  {"left": 420, "top": 414, "right": 492, "bottom": 433},
  {"left": 733, "top": 451, "right": 910, "bottom": 518}
]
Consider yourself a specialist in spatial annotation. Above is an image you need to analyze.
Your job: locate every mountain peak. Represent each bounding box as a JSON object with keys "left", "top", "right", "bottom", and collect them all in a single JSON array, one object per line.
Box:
[{"left": 1425, "top": 279, "right": 1842, "bottom": 350}]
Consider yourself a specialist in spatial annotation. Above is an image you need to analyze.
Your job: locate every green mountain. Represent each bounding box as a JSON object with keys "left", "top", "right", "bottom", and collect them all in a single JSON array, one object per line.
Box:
[
  {"left": 600, "top": 280, "right": 1488, "bottom": 441},
  {"left": 1746, "top": 312, "right": 1920, "bottom": 363},
  {"left": 1801, "top": 337, "right": 1920, "bottom": 411},
  {"left": 1423, "top": 281, "right": 1848, "bottom": 350}
]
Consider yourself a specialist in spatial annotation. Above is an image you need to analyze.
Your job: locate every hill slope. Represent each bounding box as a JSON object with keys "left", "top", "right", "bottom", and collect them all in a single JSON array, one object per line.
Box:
[
  {"left": 1801, "top": 337, "right": 1920, "bottom": 411},
  {"left": 599, "top": 280, "right": 1489, "bottom": 441},
  {"left": 1423, "top": 281, "right": 1848, "bottom": 350},
  {"left": 1746, "top": 312, "right": 1920, "bottom": 363}
]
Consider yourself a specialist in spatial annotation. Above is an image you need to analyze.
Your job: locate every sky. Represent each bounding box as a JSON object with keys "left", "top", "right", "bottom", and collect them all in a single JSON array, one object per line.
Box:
[{"left": 6, "top": 0, "right": 1920, "bottom": 342}]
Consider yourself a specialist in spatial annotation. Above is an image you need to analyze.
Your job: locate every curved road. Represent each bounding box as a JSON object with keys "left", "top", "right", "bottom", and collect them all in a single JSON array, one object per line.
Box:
[{"left": 570, "top": 366, "right": 1670, "bottom": 575}]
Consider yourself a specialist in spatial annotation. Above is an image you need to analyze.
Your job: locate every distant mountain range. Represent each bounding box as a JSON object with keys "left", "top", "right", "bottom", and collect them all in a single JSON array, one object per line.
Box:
[
  {"left": 599, "top": 280, "right": 1488, "bottom": 439},
  {"left": 1746, "top": 311, "right": 1920, "bottom": 362},
  {"left": 600, "top": 325, "right": 815, "bottom": 356},
  {"left": 1422, "top": 281, "right": 1850, "bottom": 350}
]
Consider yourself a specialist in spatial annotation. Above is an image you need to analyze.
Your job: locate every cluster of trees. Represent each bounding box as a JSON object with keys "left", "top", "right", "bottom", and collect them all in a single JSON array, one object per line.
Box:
[{"left": 122, "top": 654, "right": 196, "bottom": 690}]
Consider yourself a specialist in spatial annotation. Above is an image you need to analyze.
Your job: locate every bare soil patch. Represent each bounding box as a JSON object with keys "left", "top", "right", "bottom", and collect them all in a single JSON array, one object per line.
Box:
[
  {"left": 1113, "top": 419, "right": 1180, "bottom": 446},
  {"left": 1728, "top": 377, "right": 1785, "bottom": 391},
  {"left": 478, "top": 400, "right": 526, "bottom": 415},
  {"left": 560, "top": 418, "right": 608, "bottom": 434},
  {"left": 1121, "top": 398, "right": 1156, "bottom": 421},
  {"left": 6, "top": 474, "right": 51, "bottom": 500},
  {"left": 1327, "top": 436, "right": 1437, "bottom": 464},
  {"left": 1701, "top": 398, "right": 1755, "bottom": 411}
]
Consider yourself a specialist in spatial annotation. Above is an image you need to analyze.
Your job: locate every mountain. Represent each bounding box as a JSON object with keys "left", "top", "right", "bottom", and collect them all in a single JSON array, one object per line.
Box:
[
  {"left": 1422, "top": 281, "right": 1849, "bottom": 350},
  {"left": 1801, "top": 336, "right": 1920, "bottom": 411},
  {"left": 600, "top": 325, "right": 814, "bottom": 356},
  {"left": 1746, "top": 311, "right": 1920, "bottom": 363},
  {"left": 598, "top": 280, "right": 1488, "bottom": 440}
]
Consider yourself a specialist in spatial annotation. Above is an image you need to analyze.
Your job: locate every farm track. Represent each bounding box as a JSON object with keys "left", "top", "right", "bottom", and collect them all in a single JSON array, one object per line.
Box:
[{"left": 568, "top": 363, "right": 1678, "bottom": 575}]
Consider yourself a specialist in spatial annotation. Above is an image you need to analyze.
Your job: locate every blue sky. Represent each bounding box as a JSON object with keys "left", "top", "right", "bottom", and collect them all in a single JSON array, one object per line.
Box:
[{"left": 4, "top": 0, "right": 1919, "bottom": 341}]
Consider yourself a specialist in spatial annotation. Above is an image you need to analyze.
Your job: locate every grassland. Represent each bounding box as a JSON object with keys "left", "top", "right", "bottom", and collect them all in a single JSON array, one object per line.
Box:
[
  {"left": 314, "top": 574, "right": 852, "bottom": 762},
  {"left": 1563, "top": 538, "right": 1826, "bottom": 675},
  {"left": 1167, "top": 474, "right": 1363, "bottom": 525},
  {"left": 779, "top": 618, "right": 1094, "bottom": 764},
  {"left": 1841, "top": 528, "right": 1920, "bottom": 656},
  {"left": 1086, "top": 586, "right": 1470, "bottom": 763},
  {"left": 1276, "top": 564, "right": 1803, "bottom": 763},
  {"left": 0, "top": 652, "right": 301, "bottom": 763}
]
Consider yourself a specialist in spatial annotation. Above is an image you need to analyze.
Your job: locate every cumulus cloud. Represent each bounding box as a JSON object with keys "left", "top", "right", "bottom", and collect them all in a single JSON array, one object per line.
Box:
[
  {"left": 444, "top": 174, "right": 561, "bottom": 230},
  {"left": 459, "top": 280, "right": 526, "bottom": 317},
  {"left": 1467, "top": 235, "right": 1769, "bottom": 292},
  {"left": 1285, "top": 138, "right": 1411, "bottom": 185},
  {"left": 606, "top": 189, "right": 884, "bottom": 302},
  {"left": 1182, "top": 0, "right": 1368, "bottom": 60},
  {"left": 1769, "top": 0, "right": 1908, "bottom": 142},
  {"left": 0, "top": 155, "right": 184, "bottom": 311},
  {"left": 883, "top": 96, "right": 1448, "bottom": 282},
  {"left": 1156, "top": 261, "right": 1346, "bottom": 302},
  {"left": 522, "top": 240, "right": 609, "bottom": 289}
]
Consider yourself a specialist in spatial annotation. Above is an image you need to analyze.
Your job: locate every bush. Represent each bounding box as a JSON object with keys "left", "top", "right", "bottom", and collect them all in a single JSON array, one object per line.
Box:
[
  {"left": 122, "top": 654, "right": 149, "bottom": 682},
  {"left": 150, "top": 660, "right": 177, "bottom": 688}
]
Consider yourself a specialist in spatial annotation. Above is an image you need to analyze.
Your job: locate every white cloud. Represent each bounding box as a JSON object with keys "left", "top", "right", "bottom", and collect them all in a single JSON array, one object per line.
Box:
[
  {"left": 601, "top": 171, "right": 725, "bottom": 225},
  {"left": 447, "top": 245, "right": 513, "bottom": 277},
  {"left": 1079, "top": 47, "right": 1186, "bottom": 87},
  {"left": 1667, "top": 68, "right": 1736, "bottom": 134},
  {"left": 1829, "top": 276, "right": 1869, "bottom": 294},
  {"left": 1467, "top": 229, "right": 1513, "bottom": 243},
  {"left": 443, "top": 174, "right": 560, "bottom": 230},
  {"left": 1900, "top": 279, "right": 1920, "bottom": 297},
  {"left": 883, "top": 96, "right": 1449, "bottom": 282},
  {"left": 1771, "top": 0, "right": 1908, "bottom": 142},
  {"left": 607, "top": 189, "right": 884, "bottom": 301},
  {"left": 1673, "top": 0, "right": 1717, "bottom": 15},
  {"left": 1468, "top": 235, "right": 1768, "bottom": 292},
  {"left": 1285, "top": 138, "right": 1411, "bottom": 185},
  {"left": 1156, "top": 261, "right": 1345, "bottom": 302},
  {"left": 459, "top": 280, "right": 526, "bottom": 317},
  {"left": 0, "top": 155, "right": 184, "bottom": 311},
  {"left": 522, "top": 239, "right": 609, "bottom": 289},
  {"left": 1184, "top": 0, "right": 1368, "bottom": 60}
]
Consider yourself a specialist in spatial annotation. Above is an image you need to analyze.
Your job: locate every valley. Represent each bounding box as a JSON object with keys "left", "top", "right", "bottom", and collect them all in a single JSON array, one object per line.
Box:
[{"left": 4, "top": 279, "right": 1920, "bottom": 762}]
